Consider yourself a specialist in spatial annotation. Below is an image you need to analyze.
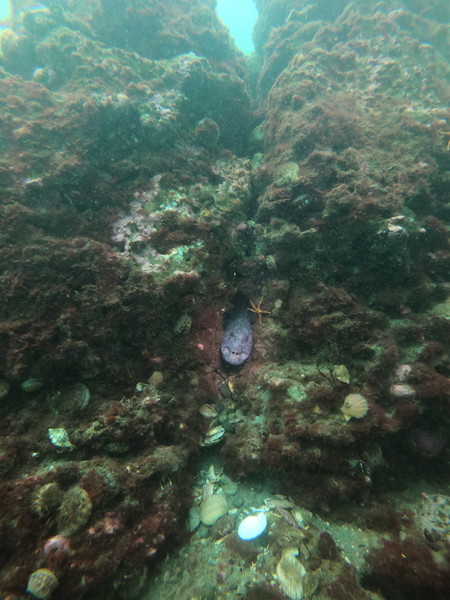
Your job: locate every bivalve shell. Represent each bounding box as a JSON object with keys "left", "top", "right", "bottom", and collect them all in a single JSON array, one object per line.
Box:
[
  {"left": 55, "top": 383, "right": 90, "bottom": 414},
  {"left": 237, "top": 511, "right": 267, "bottom": 540},
  {"left": 394, "top": 364, "right": 412, "bottom": 382},
  {"left": 198, "top": 403, "right": 218, "bottom": 418},
  {"left": 340, "top": 393, "right": 369, "bottom": 422},
  {"left": 200, "top": 425, "right": 225, "bottom": 446},
  {"left": 276, "top": 548, "right": 306, "bottom": 600},
  {"left": 21, "top": 377, "right": 44, "bottom": 392},
  {"left": 332, "top": 364, "right": 350, "bottom": 384},
  {"left": 26, "top": 568, "right": 58, "bottom": 600},
  {"left": 390, "top": 384, "right": 415, "bottom": 399}
]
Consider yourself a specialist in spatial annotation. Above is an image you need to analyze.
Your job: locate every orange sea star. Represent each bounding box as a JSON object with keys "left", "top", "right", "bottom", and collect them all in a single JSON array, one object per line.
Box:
[{"left": 248, "top": 297, "right": 271, "bottom": 324}]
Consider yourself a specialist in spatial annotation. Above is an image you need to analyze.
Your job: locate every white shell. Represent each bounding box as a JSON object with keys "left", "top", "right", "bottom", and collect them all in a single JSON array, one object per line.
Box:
[
  {"left": 48, "top": 427, "right": 73, "bottom": 449},
  {"left": 237, "top": 511, "right": 267, "bottom": 540}
]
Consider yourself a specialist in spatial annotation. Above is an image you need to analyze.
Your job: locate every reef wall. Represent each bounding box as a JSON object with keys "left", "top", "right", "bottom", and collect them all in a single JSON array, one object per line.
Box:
[{"left": 0, "top": 0, "right": 449, "bottom": 598}]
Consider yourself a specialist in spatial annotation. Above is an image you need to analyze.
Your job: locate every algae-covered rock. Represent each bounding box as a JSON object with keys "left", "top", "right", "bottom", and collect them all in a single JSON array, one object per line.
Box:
[{"left": 273, "top": 162, "right": 301, "bottom": 187}]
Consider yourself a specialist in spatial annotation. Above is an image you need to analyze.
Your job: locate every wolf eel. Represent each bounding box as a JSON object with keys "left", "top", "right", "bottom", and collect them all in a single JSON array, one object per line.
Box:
[{"left": 220, "top": 307, "right": 253, "bottom": 365}]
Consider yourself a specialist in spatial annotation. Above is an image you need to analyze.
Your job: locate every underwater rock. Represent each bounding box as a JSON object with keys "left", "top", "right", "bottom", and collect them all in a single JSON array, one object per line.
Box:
[
  {"left": 194, "top": 117, "right": 220, "bottom": 149},
  {"left": 410, "top": 429, "right": 448, "bottom": 459},
  {"left": 221, "top": 476, "right": 238, "bottom": 496},
  {"left": 188, "top": 506, "right": 201, "bottom": 532},
  {"left": 273, "top": 161, "right": 301, "bottom": 187},
  {"left": 0, "top": 1, "right": 449, "bottom": 597},
  {"left": 199, "top": 494, "right": 228, "bottom": 526},
  {"left": 114, "top": 565, "right": 149, "bottom": 600}
]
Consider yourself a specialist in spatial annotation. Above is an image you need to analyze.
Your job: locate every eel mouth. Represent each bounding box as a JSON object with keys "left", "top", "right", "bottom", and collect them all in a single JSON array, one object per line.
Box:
[{"left": 221, "top": 347, "right": 249, "bottom": 365}]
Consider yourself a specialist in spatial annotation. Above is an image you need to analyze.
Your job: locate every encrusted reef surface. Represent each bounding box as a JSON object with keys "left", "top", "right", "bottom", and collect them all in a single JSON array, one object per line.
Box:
[{"left": 0, "top": 0, "right": 449, "bottom": 599}]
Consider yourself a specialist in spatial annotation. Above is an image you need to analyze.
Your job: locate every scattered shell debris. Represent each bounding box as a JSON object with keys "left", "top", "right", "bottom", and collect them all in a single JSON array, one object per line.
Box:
[
  {"left": 150, "top": 457, "right": 398, "bottom": 600},
  {"left": 168, "top": 462, "right": 386, "bottom": 600}
]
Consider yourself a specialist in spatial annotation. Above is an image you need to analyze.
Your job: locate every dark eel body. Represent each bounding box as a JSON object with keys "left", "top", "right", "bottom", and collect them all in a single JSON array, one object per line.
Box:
[{"left": 221, "top": 308, "right": 253, "bottom": 365}]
